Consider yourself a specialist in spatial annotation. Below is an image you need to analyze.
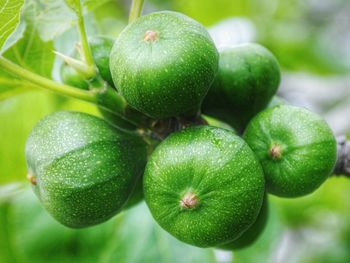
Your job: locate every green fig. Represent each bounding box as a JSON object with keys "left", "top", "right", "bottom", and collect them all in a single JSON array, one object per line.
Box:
[
  {"left": 25, "top": 111, "right": 147, "bottom": 228},
  {"left": 243, "top": 105, "right": 337, "bottom": 197},
  {"left": 60, "top": 36, "right": 115, "bottom": 89},
  {"left": 144, "top": 126, "right": 265, "bottom": 247},
  {"left": 202, "top": 43, "right": 281, "bottom": 131},
  {"left": 218, "top": 196, "right": 268, "bottom": 250},
  {"left": 60, "top": 65, "right": 89, "bottom": 90},
  {"left": 90, "top": 36, "right": 115, "bottom": 87},
  {"left": 110, "top": 11, "right": 219, "bottom": 118}
]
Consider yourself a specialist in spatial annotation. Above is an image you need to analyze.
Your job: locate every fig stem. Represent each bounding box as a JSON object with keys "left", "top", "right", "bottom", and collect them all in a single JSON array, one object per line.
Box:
[
  {"left": 0, "top": 56, "right": 96, "bottom": 102},
  {"left": 76, "top": 6, "right": 96, "bottom": 72},
  {"left": 0, "top": 56, "right": 142, "bottom": 130},
  {"left": 129, "top": 0, "right": 144, "bottom": 24},
  {"left": 334, "top": 136, "right": 350, "bottom": 177},
  {"left": 146, "top": 112, "right": 208, "bottom": 140}
]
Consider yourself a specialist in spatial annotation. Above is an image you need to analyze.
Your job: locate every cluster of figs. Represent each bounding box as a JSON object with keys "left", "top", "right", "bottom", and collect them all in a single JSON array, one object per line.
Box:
[{"left": 26, "top": 11, "right": 337, "bottom": 249}]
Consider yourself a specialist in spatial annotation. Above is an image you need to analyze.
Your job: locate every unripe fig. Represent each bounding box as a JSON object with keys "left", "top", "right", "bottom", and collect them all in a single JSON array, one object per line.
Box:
[
  {"left": 60, "top": 36, "right": 115, "bottom": 89},
  {"left": 110, "top": 11, "right": 219, "bottom": 118},
  {"left": 218, "top": 196, "right": 268, "bottom": 250},
  {"left": 60, "top": 65, "right": 89, "bottom": 90},
  {"left": 144, "top": 126, "right": 265, "bottom": 247},
  {"left": 202, "top": 43, "right": 280, "bottom": 131},
  {"left": 243, "top": 105, "right": 337, "bottom": 197},
  {"left": 25, "top": 111, "right": 147, "bottom": 228},
  {"left": 90, "top": 36, "right": 115, "bottom": 87}
]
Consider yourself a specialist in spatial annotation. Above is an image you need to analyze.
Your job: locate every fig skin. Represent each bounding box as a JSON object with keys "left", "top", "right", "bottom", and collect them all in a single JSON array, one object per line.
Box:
[
  {"left": 144, "top": 125, "right": 265, "bottom": 247},
  {"left": 110, "top": 11, "right": 219, "bottom": 119},
  {"left": 202, "top": 43, "right": 280, "bottom": 131},
  {"left": 243, "top": 105, "right": 337, "bottom": 197},
  {"left": 90, "top": 36, "right": 115, "bottom": 87},
  {"left": 25, "top": 111, "right": 147, "bottom": 228},
  {"left": 218, "top": 196, "right": 269, "bottom": 250}
]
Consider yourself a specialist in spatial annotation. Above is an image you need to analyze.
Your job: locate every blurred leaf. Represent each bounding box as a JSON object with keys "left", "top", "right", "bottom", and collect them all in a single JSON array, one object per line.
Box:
[
  {"left": 0, "top": 183, "right": 26, "bottom": 204},
  {"left": 0, "top": 203, "right": 15, "bottom": 263},
  {"left": 0, "top": 0, "right": 24, "bottom": 52},
  {"left": 1, "top": 20, "right": 26, "bottom": 53},
  {"left": 272, "top": 177, "right": 350, "bottom": 228},
  {"left": 172, "top": 0, "right": 249, "bottom": 26},
  {"left": 24, "top": 0, "right": 76, "bottom": 41},
  {"left": 264, "top": 177, "right": 350, "bottom": 263},
  {"left": 88, "top": 0, "right": 127, "bottom": 37},
  {"left": 0, "top": 92, "right": 59, "bottom": 184},
  {"left": 0, "top": 91, "right": 99, "bottom": 185},
  {"left": 171, "top": 0, "right": 350, "bottom": 75},
  {"left": 3, "top": 30, "right": 54, "bottom": 77},
  {"left": 65, "top": 0, "right": 82, "bottom": 14},
  {"left": 259, "top": 25, "right": 348, "bottom": 75},
  {"left": 0, "top": 187, "right": 216, "bottom": 263},
  {"left": 0, "top": 26, "right": 54, "bottom": 101},
  {"left": 84, "top": 0, "right": 118, "bottom": 11},
  {"left": 0, "top": 80, "right": 31, "bottom": 101},
  {"left": 100, "top": 203, "right": 216, "bottom": 263}
]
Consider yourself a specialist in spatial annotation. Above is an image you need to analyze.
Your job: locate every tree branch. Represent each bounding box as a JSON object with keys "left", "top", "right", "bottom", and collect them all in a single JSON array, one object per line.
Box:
[{"left": 334, "top": 136, "right": 350, "bottom": 177}]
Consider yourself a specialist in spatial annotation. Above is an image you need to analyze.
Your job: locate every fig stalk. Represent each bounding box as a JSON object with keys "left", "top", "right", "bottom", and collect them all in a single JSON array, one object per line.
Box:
[
  {"left": 76, "top": 10, "right": 95, "bottom": 71},
  {"left": 129, "top": 0, "right": 145, "bottom": 23},
  {"left": 0, "top": 56, "right": 96, "bottom": 102},
  {"left": 0, "top": 56, "right": 138, "bottom": 129}
]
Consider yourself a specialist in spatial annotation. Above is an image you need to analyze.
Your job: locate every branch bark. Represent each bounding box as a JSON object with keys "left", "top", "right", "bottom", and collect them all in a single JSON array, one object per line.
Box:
[
  {"left": 146, "top": 113, "right": 208, "bottom": 140},
  {"left": 334, "top": 136, "right": 350, "bottom": 177}
]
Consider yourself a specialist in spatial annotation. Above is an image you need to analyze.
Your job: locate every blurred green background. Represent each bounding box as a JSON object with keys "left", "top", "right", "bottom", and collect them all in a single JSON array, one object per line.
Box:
[{"left": 1, "top": 0, "right": 350, "bottom": 262}]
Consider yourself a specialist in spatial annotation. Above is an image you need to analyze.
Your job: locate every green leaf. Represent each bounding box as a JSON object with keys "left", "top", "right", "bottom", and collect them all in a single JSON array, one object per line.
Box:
[
  {"left": 0, "top": 92, "right": 58, "bottom": 184},
  {"left": 0, "top": 0, "right": 25, "bottom": 52},
  {"left": 0, "top": 203, "right": 16, "bottom": 263},
  {"left": 0, "top": 83, "right": 29, "bottom": 101},
  {"left": 0, "top": 6, "right": 56, "bottom": 100},
  {"left": 23, "top": 0, "right": 76, "bottom": 41},
  {"left": 4, "top": 31, "right": 54, "bottom": 77},
  {"left": 0, "top": 187, "right": 217, "bottom": 263},
  {"left": 1, "top": 21, "right": 25, "bottom": 53},
  {"left": 83, "top": 0, "right": 115, "bottom": 11},
  {"left": 0, "top": 28, "right": 54, "bottom": 101},
  {"left": 101, "top": 203, "right": 217, "bottom": 263},
  {"left": 0, "top": 183, "right": 26, "bottom": 203},
  {"left": 0, "top": 91, "right": 99, "bottom": 185},
  {"left": 65, "top": 0, "right": 82, "bottom": 15}
]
